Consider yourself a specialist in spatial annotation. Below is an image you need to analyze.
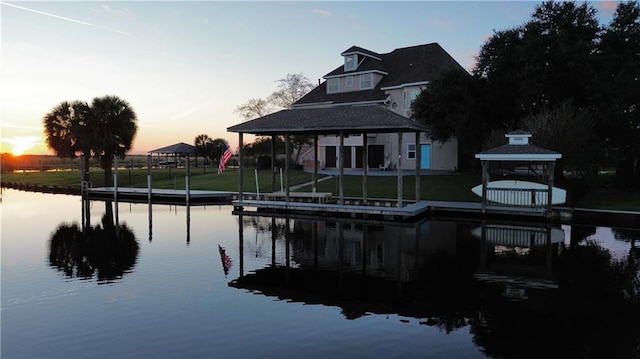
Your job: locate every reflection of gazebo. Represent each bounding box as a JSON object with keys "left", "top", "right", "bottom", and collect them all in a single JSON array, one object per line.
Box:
[{"left": 474, "top": 130, "right": 562, "bottom": 215}]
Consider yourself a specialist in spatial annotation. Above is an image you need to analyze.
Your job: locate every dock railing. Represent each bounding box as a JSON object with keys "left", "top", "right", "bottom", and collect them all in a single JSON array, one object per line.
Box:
[{"left": 486, "top": 187, "right": 549, "bottom": 208}]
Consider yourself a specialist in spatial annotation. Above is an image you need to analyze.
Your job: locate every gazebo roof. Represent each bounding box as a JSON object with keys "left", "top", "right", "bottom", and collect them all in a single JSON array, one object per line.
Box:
[
  {"left": 149, "top": 142, "right": 196, "bottom": 155},
  {"left": 475, "top": 131, "right": 561, "bottom": 161},
  {"left": 227, "top": 105, "right": 429, "bottom": 135}
]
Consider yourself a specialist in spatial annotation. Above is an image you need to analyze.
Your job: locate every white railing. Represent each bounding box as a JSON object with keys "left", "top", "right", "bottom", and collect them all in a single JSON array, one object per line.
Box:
[{"left": 486, "top": 187, "right": 550, "bottom": 208}]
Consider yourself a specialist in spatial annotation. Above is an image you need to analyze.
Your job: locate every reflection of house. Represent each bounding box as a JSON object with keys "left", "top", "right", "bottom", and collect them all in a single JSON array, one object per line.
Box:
[{"left": 294, "top": 44, "right": 465, "bottom": 171}]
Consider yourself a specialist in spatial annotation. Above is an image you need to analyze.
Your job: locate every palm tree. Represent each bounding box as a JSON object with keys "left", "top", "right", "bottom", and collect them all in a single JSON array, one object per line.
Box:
[
  {"left": 194, "top": 134, "right": 213, "bottom": 167},
  {"left": 90, "top": 95, "right": 138, "bottom": 186},
  {"left": 43, "top": 100, "right": 93, "bottom": 181}
]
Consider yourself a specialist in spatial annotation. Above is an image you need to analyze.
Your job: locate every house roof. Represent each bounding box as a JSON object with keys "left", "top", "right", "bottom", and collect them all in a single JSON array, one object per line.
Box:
[
  {"left": 227, "top": 105, "right": 429, "bottom": 136},
  {"left": 340, "top": 45, "right": 382, "bottom": 59},
  {"left": 149, "top": 142, "right": 196, "bottom": 155},
  {"left": 295, "top": 43, "right": 467, "bottom": 107}
]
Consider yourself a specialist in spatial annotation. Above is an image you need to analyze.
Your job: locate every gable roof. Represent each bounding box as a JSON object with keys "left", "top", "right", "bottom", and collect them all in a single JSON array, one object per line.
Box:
[
  {"left": 227, "top": 105, "right": 429, "bottom": 136},
  {"left": 149, "top": 142, "right": 196, "bottom": 155},
  {"left": 340, "top": 45, "right": 382, "bottom": 60},
  {"left": 295, "top": 43, "right": 466, "bottom": 107}
]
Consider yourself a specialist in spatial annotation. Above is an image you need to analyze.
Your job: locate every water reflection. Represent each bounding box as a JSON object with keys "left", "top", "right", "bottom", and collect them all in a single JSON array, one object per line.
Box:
[
  {"left": 49, "top": 200, "right": 139, "bottom": 283},
  {"left": 231, "top": 213, "right": 640, "bottom": 357}
]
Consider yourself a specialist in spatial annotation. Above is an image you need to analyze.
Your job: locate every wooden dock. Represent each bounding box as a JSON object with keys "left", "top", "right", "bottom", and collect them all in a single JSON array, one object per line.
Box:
[
  {"left": 88, "top": 187, "right": 234, "bottom": 204},
  {"left": 233, "top": 199, "right": 433, "bottom": 221}
]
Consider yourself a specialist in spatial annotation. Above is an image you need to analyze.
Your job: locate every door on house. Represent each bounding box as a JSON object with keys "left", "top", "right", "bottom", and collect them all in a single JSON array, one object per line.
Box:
[
  {"left": 368, "top": 145, "right": 385, "bottom": 168},
  {"left": 420, "top": 144, "right": 431, "bottom": 169},
  {"left": 342, "top": 146, "right": 352, "bottom": 168},
  {"left": 326, "top": 146, "right": 336, "bottom": 168},
  {"left": 355, "top": 146, "right": 363, "bottom": 168}
]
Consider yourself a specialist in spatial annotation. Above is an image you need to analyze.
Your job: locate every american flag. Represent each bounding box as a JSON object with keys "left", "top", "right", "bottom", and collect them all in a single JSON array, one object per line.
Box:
[{"left": 218, "top": 142, "right": 233, "bottom": 174}]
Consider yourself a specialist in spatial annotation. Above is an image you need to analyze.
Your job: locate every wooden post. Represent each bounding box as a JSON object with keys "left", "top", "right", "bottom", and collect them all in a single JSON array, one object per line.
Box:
[
  {"left": 481, "top": 160, "right": 488, "bottom": 214},
  {"left": 238, "top": 133, "right": 244, "bottom": 205},
  {"left": 339, "top": 131, "right": 345, "bottom": 205},
  {"left": 415, "top": 131, "right": 421, "bottom": 202},
  {"left": 147, "top": 154, "right": 152, "bottom": 203},
  {"left": 271, "top": 135, "right": 277, "bottom": 193},
  {"left": 547, "top": 161, "right": 555, "bottom": 216},
  {"left": 397, "top": 130, "right": 403, "bottom": 207},
  {"left": 313, "top": 134, "right": 318, "bottom": 193},
  {"left": 185, "top": 154, "right": 190, "bottom": 207},
  {"left": 285, "top": 133, "right": 290, "bottom": 203},
  {"left": 363, "top": 132, "right": 368, "bottom": 205}
]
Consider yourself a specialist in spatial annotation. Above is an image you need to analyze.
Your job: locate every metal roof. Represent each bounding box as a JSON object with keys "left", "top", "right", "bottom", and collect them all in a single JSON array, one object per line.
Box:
[
  {"left": 475, "top": 144, "right": 561, "bottom": 161},
  {"left": 149, "top": 142, "right": 196, "bottom": 154},
  {"left": 227, "top": 105, "right": 429, "bottom": 135}
]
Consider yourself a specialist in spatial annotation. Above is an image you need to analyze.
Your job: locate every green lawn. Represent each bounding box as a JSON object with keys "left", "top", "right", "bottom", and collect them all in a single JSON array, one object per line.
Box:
[{"left": 2, "top": 167, "right": 639, "bottom": 211}]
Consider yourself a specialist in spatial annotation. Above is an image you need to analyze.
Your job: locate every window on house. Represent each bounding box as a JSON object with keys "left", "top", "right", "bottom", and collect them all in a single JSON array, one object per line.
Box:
[
  {"left": 407, "top": 144, "right": 416, "bottom": 160},
  {"left": 344, "top": 54, "right": 357, "bottom": 71},
  {"left": 327, "top": 78, "right": 339, "bottom": 93},
  {"left": 360, "top": 73, "right": 372, "bottom": 89},
  {"left": 404, "top": 88, "right": 421, "bottom": 110},
  {"left": 346, "top": 76, "right": 353, "bottom": 87}
]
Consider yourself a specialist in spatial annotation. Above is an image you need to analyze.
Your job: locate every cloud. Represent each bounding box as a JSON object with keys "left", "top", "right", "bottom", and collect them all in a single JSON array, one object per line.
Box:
[
  {"left": 99, "top": 4, "right": 133, "bottom": 16},
  {"left": 1, "top": 2, "right": 129, "bottom": 35},
  {"left": 170, "top": 100, "right": 212, "bottom": 121},
  {"left": 313, "top": 8, "right": 331, "bottom": 16}
]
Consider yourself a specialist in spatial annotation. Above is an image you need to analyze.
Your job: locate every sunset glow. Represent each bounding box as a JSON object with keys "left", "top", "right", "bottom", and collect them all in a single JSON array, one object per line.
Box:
[{"left": 4, "top": 136, "right": 42, "bottom": 156}]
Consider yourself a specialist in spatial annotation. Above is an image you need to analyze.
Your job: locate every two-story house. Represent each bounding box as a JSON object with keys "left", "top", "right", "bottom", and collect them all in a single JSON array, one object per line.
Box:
[{"left": 294, "top": 43, "right": 466, "bottom": 171}]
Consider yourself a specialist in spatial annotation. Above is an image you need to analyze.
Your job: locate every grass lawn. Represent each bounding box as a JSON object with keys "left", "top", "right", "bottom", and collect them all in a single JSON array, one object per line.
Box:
[{"left": 2, "top": 167, "right": 638, "bottom": 211}]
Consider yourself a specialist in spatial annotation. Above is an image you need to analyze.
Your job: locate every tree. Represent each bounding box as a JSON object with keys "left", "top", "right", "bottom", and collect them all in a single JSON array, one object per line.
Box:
[
  {"left": 235, "top": 73, "right": 316, "bottom": 166},
  {"left": 194, "top": 134, "right": 213, "bottom": 167},
  {"left": 521, "top": 100, "right": 600, "bottom": 182},
  {"left": 596, "top": 1, "right": 640, "bottom": 188},
  {"left": 43, "top": 96, "right": 137, "bottom": 185},
  {"left": 268, "top": 73, "right": 315, "bottom": 109},
  {"left": 43, "top": 100, "right": 93, "bottom": 181},
  {"left": 90, "top": 95, "right": 138, "bottom": 186},
  {"left": 234, "top": 98, "right": 272, "bottom": 122},
  {"left": 417, "top": 1, "right": 607, "bottom": 176},
  {"left": 411, "top": 69, "right": 488, "bottom": 171}
]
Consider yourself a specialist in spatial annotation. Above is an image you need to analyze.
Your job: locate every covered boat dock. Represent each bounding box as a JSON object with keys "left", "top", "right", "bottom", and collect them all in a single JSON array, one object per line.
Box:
[{"left": 227, "top": 105, "right": 431, "bottom": 218}]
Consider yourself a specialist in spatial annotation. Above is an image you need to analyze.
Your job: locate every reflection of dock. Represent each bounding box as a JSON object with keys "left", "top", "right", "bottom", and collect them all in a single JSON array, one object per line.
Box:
[{"left": 88, "top": 187, "right": 234, "bottom": 204}]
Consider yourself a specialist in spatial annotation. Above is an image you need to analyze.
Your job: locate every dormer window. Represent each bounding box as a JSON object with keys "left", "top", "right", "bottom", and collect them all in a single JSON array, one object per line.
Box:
[{"left": 344, "top": 54, "right": 357, "bottom": 71}]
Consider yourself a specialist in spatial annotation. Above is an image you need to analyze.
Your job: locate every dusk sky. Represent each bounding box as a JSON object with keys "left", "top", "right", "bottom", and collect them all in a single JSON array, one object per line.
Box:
[{"left": 1, "top": 1, "right": 617, "bottom": 156}]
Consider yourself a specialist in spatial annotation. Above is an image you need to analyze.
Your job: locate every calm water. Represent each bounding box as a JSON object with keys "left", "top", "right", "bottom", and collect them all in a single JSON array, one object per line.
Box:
[{"left": 1, "top": 189, "right": 639, "bottom": 358}]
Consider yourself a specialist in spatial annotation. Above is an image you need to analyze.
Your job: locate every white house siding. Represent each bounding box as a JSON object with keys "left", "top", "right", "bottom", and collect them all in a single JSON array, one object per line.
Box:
[{"left": 313, "top": 132, "right": 458, "bottom": 171}]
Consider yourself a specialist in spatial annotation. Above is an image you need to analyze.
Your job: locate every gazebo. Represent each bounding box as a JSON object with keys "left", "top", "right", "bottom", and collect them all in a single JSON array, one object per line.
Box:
[
  {"left": 227, "top": 105, "right": 430, "bottom": 208},
  {"left": 147, "top": 142, "right": 197, "bottom": 205},
  {"left": 474, "top": 130, "right": 562, "bottom": 215}
]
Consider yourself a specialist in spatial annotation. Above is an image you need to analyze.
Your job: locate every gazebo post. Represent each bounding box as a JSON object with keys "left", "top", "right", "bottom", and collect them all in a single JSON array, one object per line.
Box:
[
  {"left": 415, "top": 131, "right": 421, "bottom": 202},
  {"left": 147, "top": 154, "right": 152, "bottom": 203},
  {"left": 285, "top": 133, "right": 290, "bottom": 203},
  {"left": 313, "top": 134, "right": 318, "bottom": 193},
  {"left": 238, "top": 133, "right": 244, "bottom": 205},
  {"left": 397, "top": 130, "right": 403, "bottom": 208},
  {"left": 362, "top": 132, "right": 368, "bottom": 205},
  {"left": 547, "top": 161, "right": 555, "bottom": 216},
  {"left": 185, "top": 154, "right": 190, "bottom": 207},
  {"left": 339, "top": 131, "right": 345, "bottom": 205},
  {"left": 481, "top": 160, "right": 488, "bottom": 214},
  {"left": 271, "top": 135, "right": 277, "bottom": 193}
]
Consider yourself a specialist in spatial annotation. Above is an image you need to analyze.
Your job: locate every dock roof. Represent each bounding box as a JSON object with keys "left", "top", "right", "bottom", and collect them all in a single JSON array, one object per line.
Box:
[{"left": 227, "top": 105, "right": 429, "bottom": 135}]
